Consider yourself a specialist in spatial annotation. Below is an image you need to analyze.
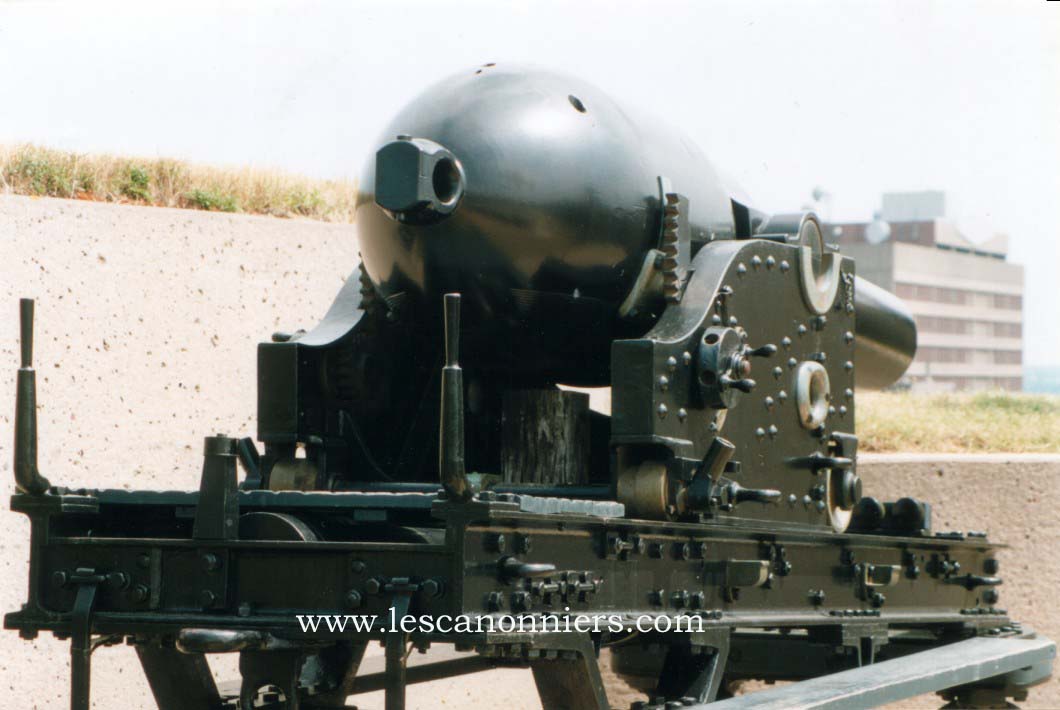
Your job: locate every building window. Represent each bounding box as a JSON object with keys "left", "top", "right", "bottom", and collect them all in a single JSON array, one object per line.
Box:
[
  {"left": 993, "top": 293, "right": 1022, "bottom": 310},
  {"left": 918, "top": 347, "right": 968, "bottom": 363},
  {"left": 994, "top": 350, "right": 1021, "bottom": 365},
  {"left": 895, "top": 283, "right": 967, "bottom": 305},
  {"left": 992, "top": 322, "right": 1022, "bottom": 338},
  {"left": 917, "top": 316, "right": 971, "bottom": 334}
]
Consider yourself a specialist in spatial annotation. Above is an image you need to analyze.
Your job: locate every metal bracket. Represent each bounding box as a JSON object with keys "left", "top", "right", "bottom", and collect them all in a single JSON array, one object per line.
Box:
[
  {"left": 854, "top": 563, "right": 902, "bottom": 606},
  {"left": 528, "top": 632, "right": 609, "bottom": 709},
  {"left": 384, "top": 577, "right": 421, "bottom": 710},
  {"left": 655, "top": 629, "right": 732, "bottom": 703},
  {"left": 238, "top": 648, "right": 305, "bottom": 710},
  {"left": 69, "top": 568, "right": 104, "bottom": 710},
  {"left": 193, "top": 435, "right": 240, "bottom": 541}
]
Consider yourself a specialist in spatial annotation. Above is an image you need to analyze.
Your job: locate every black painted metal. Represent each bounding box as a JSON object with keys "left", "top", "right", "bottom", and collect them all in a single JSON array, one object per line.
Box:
[
  {"left": 136, "top": 644, "right": 222, "bottom": 710},
  {"left": 14, "top": 298, "right": 50, "bottom": 495},
  {"left": 356, "top": 65, "right": 736, "bottom": 385}
]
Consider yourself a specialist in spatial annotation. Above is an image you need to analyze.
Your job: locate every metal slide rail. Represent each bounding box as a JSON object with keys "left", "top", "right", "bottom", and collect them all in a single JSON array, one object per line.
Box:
[{"left": 707, "top": 629, "right": 1055, "bottom": 709}]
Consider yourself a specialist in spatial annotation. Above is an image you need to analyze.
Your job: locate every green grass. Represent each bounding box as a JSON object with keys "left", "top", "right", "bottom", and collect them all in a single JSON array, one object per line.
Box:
[
  {"left": 0, "top": 144, "right": 357, "bottom": 221},
  {"left": 858, "top": 391, "right": 1060, "bottom": 453},
  {"left": 184, "top": 188, "right": 239, "bottom": 213}
]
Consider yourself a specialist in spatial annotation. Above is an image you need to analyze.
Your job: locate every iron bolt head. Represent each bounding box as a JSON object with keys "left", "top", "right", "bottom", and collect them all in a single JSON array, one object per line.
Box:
[
  {"left": 486, "top": 591, "right": 504, "bottom": 611},
  {"left": 106, "top": 572, "right": 129, "bottom": 590},
  {"left": 132, "top": 585, "right": 149, "bottom": 603},
  {"left": 201, "top": 553, "right": 220, "bottom": 572},
  {"left": 514, "top": 534, "right": 532, "bottom": 554},
  {"left": 351, "top": 560, "right": 367, "bottom": 574},
  {"left": 345, "top": 590, "right": 363, "bottom": 609},
  {"left": 421, "top": 579, "right": 442, "bottom": 598},
  {"left": 487, "top": 533, "right": 506, "bottom": 552},
  {"left": 511, "top": 591, "right": 530, "bottom": 612},
  {"left": 199, "top": 590, "right": 217, "bottom": 608},
  {"left": 51, "top": 571, "right": 68, "bottom": 588},
  {"left": 365, "top": 578, "right": 382, "bottom": 595}
]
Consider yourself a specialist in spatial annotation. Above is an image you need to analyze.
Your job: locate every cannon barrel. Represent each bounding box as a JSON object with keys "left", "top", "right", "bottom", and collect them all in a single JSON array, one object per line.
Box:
[
  {"left": 853, "top": 276, "right": 918, "bottom": 389},
  {"left": 355, "top": 65, "right": 915, "bottom": 387}
]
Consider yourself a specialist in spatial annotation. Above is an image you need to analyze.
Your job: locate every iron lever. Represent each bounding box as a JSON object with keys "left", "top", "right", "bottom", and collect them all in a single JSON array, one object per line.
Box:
[
  {"left": 945, "top": 574, "right": 1003, "bottom": 590},
  {"left": 499, "top": 556, "right": 557, "bottom": 579},
  {"left": 720, "top": 375, "right": 756, "bottom": 393},
  {"left": 726, "top": 482, "right": 782, "bottom": 506},
  {"left": 810, "top": 453, "right": 854, "bottom": 471},
  {"left": 747, "top": 344, "right": 777, "bottom": 358},
  {"left": 14, "top": 298, "right": 51, "bottom": 495},
  {"left": 439, "top": 293, "right": 471, "bottom": 502}
]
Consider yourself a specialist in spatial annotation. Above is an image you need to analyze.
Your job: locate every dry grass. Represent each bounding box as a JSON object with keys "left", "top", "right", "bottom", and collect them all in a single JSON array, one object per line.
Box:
[
  {"left": 858, "top": 391, "right": 1060, "bottom": 453},
  {"left": 0, "top": 144, "right": 357, "bottom": 221}
]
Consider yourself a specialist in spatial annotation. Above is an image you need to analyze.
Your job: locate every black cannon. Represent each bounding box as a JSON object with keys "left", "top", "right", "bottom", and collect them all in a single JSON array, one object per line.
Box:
[{"left": 6, "top": 65, "right": 1051, "bottom": 710}]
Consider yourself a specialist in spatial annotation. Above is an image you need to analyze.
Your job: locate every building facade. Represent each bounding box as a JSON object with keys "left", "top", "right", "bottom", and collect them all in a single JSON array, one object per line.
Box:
[{"left": 829, "top": 193, "right": 1023, "bottom": 391}]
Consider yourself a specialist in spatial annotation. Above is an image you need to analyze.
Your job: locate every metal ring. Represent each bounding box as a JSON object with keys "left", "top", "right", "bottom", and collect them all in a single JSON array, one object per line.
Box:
[
  {"left": 826, "top": 471, "right": 853, "bottom": 533},
  {"left": 797, "top": 217, "right": 841, "bottom": 314},
  {"left": 794, "top": 361, "right": 830, "bottom": 430}
]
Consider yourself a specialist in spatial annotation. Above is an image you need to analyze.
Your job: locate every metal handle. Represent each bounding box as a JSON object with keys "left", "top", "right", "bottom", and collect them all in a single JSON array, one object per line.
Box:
[
  {"left": 444, "top": 293, "right": 460, "bottom": 366},
  {"left": 747, "top": 343, "right": 777, "bottom": 358},
  {"left": 439, "top": 294, "right": 471, "bottom": 501},
  {"left": 946, "top": 574, "right": 1003, "bottom": 590},
  {"left": 721, "top": 375, "right": 756, "bottom": 394},
  {"left": 499, "top": 556, "right": 557, "bottom": 579},
  {"left": 14, "top": 298, "right": 50, "bottom": 495},
  {"left": 727, "top": 482, "right": 781, "bottom": 506},
  {"left": 20, "top": 298, "right": 33, "bottom": 368}
]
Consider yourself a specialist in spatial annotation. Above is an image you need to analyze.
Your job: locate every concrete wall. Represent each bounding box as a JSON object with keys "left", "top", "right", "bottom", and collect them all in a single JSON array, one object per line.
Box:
[
  {"left": 860, "top": 454, "right": 1060, "bottom": 708},
  {"left": 1, "top": 196, "right": 1056, "bottom": 708},
  {"left": 0, "top": 195, "right": 355, "bottom": 708}
]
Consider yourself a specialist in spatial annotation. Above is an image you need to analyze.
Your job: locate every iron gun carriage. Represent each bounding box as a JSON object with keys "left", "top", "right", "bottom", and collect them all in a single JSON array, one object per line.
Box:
[{"left": 6, "top": 65, "right": 1053, "bottom": 709}]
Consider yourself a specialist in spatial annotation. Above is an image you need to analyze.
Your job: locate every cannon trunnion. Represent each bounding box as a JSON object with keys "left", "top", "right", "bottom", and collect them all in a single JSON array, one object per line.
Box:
[{"left": 5, "top": 66, "right": 1051, "bottom": 710}]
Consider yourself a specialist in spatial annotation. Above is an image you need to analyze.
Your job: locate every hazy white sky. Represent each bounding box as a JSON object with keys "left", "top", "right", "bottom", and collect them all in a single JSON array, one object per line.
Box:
[{"left": 2, "top": 0, "right": 1058, "bottom": 364}]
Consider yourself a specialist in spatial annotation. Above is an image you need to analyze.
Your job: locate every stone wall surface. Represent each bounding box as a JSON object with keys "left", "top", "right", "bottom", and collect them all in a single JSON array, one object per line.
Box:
[{"left": 1, "top": 196, "right": 1056, "bottom": 708}]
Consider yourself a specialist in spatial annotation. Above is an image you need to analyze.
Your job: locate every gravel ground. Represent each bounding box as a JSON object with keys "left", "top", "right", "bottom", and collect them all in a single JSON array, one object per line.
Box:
[{"left": 1, "top": 195, "right": 1056, "bottom": 708}]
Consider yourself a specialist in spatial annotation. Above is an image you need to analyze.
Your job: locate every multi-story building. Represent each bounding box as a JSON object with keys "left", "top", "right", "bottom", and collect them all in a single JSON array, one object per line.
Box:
[{"left": 828, "top": 191, "right": 1023, "bottom": 391}]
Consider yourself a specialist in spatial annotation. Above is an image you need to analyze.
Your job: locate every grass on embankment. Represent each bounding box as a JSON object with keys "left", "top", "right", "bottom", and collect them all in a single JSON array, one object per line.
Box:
[
  {"left": 0, "top": 144, "right": 357, "bottom": 221},
  {"left": 858, "top": 391, "right": 1060, "bottom": 453}
]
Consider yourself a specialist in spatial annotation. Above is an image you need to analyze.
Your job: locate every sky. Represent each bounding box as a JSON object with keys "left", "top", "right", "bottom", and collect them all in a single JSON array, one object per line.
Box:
[{"left": 2, "top": 0, "right": 1058, "bottom": 365}]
